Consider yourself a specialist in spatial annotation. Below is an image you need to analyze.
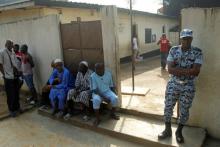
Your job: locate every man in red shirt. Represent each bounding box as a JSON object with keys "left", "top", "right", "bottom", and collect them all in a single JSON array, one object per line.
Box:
[
  {"left": 14, "top": 44, "right": 22, "bottom": 62},
  {"left": 157, "top": 34, "right": 170, "bottom": 70}
]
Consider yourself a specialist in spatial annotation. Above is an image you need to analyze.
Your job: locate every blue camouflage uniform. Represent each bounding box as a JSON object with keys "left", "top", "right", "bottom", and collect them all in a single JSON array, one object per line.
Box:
[{"left": 164, "top": 45, "right": 203, "bottom": 124}]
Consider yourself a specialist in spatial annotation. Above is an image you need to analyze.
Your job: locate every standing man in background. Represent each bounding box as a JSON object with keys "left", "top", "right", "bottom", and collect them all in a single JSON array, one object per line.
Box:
[
  {"left": 0, "top": 40, "right": 22, "bottom": 117},
  {"left": 20, "top": 44, "right": 37, "bottom": 105},
  {"left": 157, "top": 33, "right": 170, "bottom": 70},
  {"left": 132, "top": 34, "right": 142, "bottom": 62}
]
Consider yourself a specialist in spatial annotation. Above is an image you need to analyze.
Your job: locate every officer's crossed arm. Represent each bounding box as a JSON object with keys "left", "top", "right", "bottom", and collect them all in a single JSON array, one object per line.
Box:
[{"left": 168, "top": 61, "right": 201, "bottom": 77}]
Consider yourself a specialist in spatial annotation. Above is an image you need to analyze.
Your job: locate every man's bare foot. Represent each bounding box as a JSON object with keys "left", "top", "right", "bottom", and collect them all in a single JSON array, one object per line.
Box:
[
  {"left": 111, "top": 113, "right": 120, "bottom": 120},
  {"left": 93, "top": 119, "right": 101, "bottom": 127}
]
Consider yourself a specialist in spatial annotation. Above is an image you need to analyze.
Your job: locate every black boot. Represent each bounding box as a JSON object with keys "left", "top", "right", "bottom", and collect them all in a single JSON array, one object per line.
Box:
[
  {"left": 176, "top": 124, "right": 184, "bottom": 143},
  {"left": 158, "top": 122, "right": 172, "bottom": 139}
]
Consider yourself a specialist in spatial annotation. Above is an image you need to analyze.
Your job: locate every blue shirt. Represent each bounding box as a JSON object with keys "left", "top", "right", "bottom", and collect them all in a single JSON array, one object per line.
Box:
[
  {"left": 49, "top": 67, "right": 70, "bottom": 90},
  {"left": 49, "top": 69, "right": 58, "bottom": 85},
  {"left": 167, "top": 45, "right": 203, "bottom": 81},
  {"left": 90, "top": 71, "right": 114, "bottom": 94}
]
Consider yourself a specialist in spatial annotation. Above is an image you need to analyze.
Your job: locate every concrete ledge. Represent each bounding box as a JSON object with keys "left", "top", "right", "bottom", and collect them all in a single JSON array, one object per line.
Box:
[
  {"left": 38, "top": 108, "right": 172, "bottom": 147},
  {"left": 121, "top": 86, "right": 151, "bottom": 96},
  {"left": 119, "top": 107, "right": 177, "bottom": 124},
  {"left": 0, "top": 104, "right": 35, "bottom": 121},
  {"left": 38, "top": 107, "right": 206, "bottom": 147}
]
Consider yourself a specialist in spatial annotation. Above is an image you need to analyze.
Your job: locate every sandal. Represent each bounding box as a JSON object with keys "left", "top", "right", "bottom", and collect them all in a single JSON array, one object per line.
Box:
[{"left": 110, "top": 114, "right": 120, "bottom": 120}]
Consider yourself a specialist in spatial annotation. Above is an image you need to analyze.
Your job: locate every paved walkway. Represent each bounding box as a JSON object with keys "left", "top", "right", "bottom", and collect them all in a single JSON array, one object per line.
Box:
[
  {"left": 0, "top": 110, "right": 141, "bottom": 147},
  {"left": 121, "top": 56, "right": 177, "bottom": 117}
]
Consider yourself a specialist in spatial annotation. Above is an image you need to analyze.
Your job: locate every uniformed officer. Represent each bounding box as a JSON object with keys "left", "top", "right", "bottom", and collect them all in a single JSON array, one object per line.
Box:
[{"left": 158, "top": 29, "right": 203, "bottom": 143}]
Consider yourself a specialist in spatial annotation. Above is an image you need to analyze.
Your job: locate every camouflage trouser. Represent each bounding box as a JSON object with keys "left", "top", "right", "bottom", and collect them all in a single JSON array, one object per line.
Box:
[{"left": 164, "top": 80, "right": 195, "bottom": 124}]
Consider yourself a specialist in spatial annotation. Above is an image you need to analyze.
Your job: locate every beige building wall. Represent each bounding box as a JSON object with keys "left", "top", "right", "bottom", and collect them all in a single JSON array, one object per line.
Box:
[
  {"left": 182, "top": 8, "right": 220, "bottom": 138},
  {"left": 42, "top": 7, "right": 101, "bottom": 23},
  {"left": 118, "top": 12, "right": 178, "bottom": 58},
  {"left": 0, "top": 8, "right": 43, "bottom": 23},
  {"left": 0, "top": 6, "right": 178, "bottom": 59},
  {"left": 0, "top": 15, "right": 62, "bottom": 92}
]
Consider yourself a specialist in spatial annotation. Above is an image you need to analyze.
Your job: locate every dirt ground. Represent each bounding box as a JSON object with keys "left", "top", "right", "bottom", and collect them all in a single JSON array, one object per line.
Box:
[
  {"left": 0, "top": 90, "right": 29, "bottom": 117},
  {"left": 0, "top": 109, "right": 142, "bottom": 147},
  {"left": 0, "top": 91, "right": 9, "bottom": 116}
]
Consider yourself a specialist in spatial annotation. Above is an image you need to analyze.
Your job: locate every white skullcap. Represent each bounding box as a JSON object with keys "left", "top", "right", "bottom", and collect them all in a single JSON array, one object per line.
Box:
[
  {"left": 80, "top": 61, "right": 88, "bottom": 67},
  {"left": 54, "top": 58, "right": 63, "bottom": 64}
]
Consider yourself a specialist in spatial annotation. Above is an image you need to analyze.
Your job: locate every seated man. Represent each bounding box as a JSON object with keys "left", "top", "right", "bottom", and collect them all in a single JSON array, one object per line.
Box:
[
  {"left": 91, "top": 63, "right": 120, "bottom": 126},
  {"left": 49, "top": 59, "right": 71, "bottom": 117},
  {"left": 65, "top": 61, "right": 93, "bottom": 121},
  {"left": 41, "top": 60, "right": 58, "bottom": 107}
]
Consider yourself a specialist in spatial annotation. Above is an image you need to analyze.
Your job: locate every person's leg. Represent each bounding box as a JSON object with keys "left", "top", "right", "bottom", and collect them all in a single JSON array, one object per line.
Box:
[
  {"left": 4, "top": 79, "right": 14, "bottom": 113},
  {"left": 164, "top": 52, "right": 168, "bottom": 68},
  {"left": 92, "top": 93, "right": 102, "bottom": 126},
  {"left": 161, "top": 52, "right": 166, "bottom": 69},
  {"left": 14, "top": 79, "right": 21, "bottom": 112},
  {"left": 78, "top": 91, "right": 91, "bottom": 121},
  {"left": 136, "top": 50, "right": 139, "bottom": 59},
  {"left": 63, "top": 99, "right": 74, "bottom": 120},
  {"left": 41, "top": 90, "right": 50, "bottom": 106},
  {"left": 158, "top": 81, "right": 179, "bottom": 139},
  {"left": 160, "top": 52, "right": 163, "bottom": 68},
  {"left": 54, "top": 94, "right": 66, "bottom": 118},
  {"left": 66, "top": 89, "right": 76, "bottom": 113},
  {"left": 102, "top": 90, "right": 119, "bottom": 120},
  {"left": 5, "top": 79, "right": 20, "bottom": 116},
  {"left": 49, "top": 89, "right": 59, "bottom": 115},
  {"left": 67, "top": 89, "right": 76, "bottom": 101},
  {"left": 67, "top": 99, "right": 74, "bottom": 114},
  {"left": 79, "top": 90, "right": 91, "bottom": 109},
  {"left": 26, "top": 74, "right": 38, "bottom": 103},
  {"left": 176, "top": 85, "right": 195, "bottom": 143},
  {"left": 58, "top": 94, "right": 66, "bottom": 112}
]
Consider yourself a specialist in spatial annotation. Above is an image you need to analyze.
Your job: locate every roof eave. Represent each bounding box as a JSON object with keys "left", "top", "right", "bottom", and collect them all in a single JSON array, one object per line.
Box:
[
  {"left": 34, "top": 0, "right": 102, "bottom": 10},
  {"left": 118, "top": 8, "right": 177, "bottom": 19},
  {"left": 0, "top": 0, "right": 35, "bottom": 11}
]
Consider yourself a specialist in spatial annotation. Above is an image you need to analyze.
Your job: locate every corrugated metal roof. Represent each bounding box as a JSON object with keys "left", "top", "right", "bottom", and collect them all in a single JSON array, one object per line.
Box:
[
  {"left": 0, "top": 0, "right": 31, "bottom": 7},
  {"left": 35, "top": 0, "right": 101, "bottom": 9}
]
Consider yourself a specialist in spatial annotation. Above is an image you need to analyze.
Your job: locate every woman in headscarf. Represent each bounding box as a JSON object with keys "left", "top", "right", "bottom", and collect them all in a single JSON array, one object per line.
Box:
[{"left": 64, "top": 61, "right": 93, "bottom": 120}]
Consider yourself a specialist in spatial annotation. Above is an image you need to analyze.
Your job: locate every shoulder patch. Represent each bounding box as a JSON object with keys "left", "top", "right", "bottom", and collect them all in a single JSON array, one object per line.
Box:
[{"left": 170, "top": 46, "right": 179, "bottom": 51}]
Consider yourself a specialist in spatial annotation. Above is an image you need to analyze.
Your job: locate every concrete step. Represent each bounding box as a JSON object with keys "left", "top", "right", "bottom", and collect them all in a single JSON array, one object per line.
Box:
[
  {"left": 38, "top": 107, "right": 206, "bottom": 147},
  {"left": 119, "top": 107, "right": 177, "bottom": 123},
  {"left": 0, "top": 104, "right": 35, "bottom": 121}
]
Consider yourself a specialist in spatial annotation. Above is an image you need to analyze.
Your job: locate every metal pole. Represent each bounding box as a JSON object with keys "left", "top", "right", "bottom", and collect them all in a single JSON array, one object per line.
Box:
[
  {"left": 130, "top": 0, "right": 135, "bottom": 91},
  {"left": 177, "top": 14, "right": 182, "bottom": 120}
]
